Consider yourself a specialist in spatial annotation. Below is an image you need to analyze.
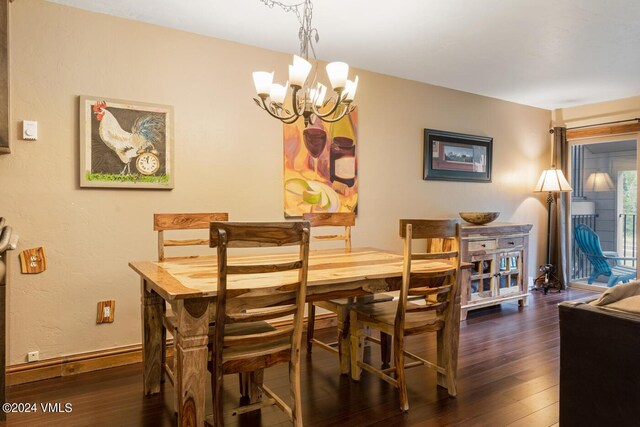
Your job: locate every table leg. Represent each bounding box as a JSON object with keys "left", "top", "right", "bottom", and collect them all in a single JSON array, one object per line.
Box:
[
  {"left": 141, "top": 280, "right": 163, "bottom": 395},
  {"left": 337, "top": 304, "right": 350, "bottom": 375},
  {"left": 175, "top": 298, "right": 210, "bottom": 427},
  {"left": 349, "top": 310, "right": 365, "bottom": 381}
]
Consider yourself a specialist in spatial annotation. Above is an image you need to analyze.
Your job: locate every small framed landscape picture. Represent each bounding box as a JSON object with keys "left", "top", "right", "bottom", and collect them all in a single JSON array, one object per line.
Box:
[
  {"left": 79, "top": 96, "right": 174, "bottom": 189},
  {"left": 423, "top": 129, "right": 492, "bottom": 183}
]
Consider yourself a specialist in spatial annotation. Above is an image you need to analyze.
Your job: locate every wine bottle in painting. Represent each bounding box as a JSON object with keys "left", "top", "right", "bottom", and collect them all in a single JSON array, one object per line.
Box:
[{"left": 329, "top": 113, "right": 356, "bottom": 187}]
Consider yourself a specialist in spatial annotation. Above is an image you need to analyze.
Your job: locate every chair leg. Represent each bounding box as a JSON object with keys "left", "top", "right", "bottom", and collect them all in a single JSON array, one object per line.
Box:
[
  {"left": 211, "top": 351, "right": 224, "bottom": 427},
  {"left": 394, "top": 335, "right": 408, "bottom": 412},
  {"left": 160, "top": 326, "right": 167, "bottom": 384},
  {"left": 607, "top": 275, "right": 619, "bottom": 287},
  {"left": 587, "top": 271, "right": 599, "bottom": 284},
  {"left": 306, "top": 302, "right": 315, "bottom": 353},
  {"left": 289, "top": 361, "right": 303, "bottom": 427},
  {"left": 437, "top": 326, "right": 457, "bottom": 397},
  {"left": 349, "top": 311, "right": 364, "bottom": 381},
  {"left": 380, "top": 332, "right": 391, "bottom": 369}
]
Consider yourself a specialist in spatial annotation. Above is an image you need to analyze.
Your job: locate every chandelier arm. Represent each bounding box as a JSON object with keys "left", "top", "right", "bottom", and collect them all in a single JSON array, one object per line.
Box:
[
  {"left": 281, "top": 115, "right": 301, "bottom": 125},
  {"left": 311, "top": 90, "right": 346, "bottom": 119},
  {"left": 258, "top": 95, "right": 300, "bottom": 123},
  {"left": 314, "top": 104, "right": 355, "bottom": 123}
]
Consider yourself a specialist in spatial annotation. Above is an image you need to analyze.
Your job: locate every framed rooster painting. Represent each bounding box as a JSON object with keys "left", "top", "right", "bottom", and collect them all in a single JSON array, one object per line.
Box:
[{"left": 79, "top": 96, "right": 174, "bottom": 189}]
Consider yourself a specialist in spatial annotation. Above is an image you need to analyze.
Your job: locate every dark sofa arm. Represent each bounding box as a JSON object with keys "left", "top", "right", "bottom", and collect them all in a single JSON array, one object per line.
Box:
[{"left": 559, "top": 302, "right": 640, "bottom": 427}]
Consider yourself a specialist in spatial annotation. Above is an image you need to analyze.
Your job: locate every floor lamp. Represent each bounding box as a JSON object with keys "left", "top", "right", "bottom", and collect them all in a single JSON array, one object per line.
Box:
[{"left": 533, "top": 168, "right": 573, "bottom": 293}]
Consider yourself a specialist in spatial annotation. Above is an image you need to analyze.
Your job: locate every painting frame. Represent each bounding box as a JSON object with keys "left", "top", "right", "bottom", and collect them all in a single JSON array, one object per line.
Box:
[
  {"left": 0, "top": 0, "right": 10, "bottom": 155},
  {"left": 423, "top": 129, "right": 492, "bottom": 183},
  {"left": 79, "top": 95, "right": 174, "bottom": 189}
]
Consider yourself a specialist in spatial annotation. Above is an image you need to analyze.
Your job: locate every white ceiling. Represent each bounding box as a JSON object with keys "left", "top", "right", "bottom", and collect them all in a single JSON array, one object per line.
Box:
[{"left": 47, "top": 0, "right": 640, "bottom": 110}]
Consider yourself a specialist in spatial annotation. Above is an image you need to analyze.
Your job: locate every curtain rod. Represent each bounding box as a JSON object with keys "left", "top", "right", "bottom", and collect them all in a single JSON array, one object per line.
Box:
[{"left": 550, "top": 118, "right": 640, "bottom": 133}]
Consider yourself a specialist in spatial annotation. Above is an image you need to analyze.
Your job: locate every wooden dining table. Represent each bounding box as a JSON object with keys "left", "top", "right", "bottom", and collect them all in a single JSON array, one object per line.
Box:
[{"left": 129, "top": 247, "right": 470, "bottom": 426}]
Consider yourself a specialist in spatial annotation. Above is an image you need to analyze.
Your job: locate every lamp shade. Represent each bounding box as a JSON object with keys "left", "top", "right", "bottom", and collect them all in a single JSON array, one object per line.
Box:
[
  {"left": 288, "top": 55, "right": 312, "bottom": 87},
  {"left": 344, "top": 75, "right": 359, "bottom": 101},
  {"left": 533, "top": 169, "right": 573, "bottom": 193},
  {"left": 252, "top": 71, "right": 274, "bottom": 96},
  {"left": 585, "top": 171, "right": 615, "bottom": 192}
]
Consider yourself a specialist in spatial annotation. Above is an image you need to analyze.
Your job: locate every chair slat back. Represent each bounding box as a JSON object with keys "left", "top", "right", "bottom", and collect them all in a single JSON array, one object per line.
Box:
[
  {"left": 209, "top": 221, "right": 310, "bottom": 352},
  {"left": 154, "top": 212, "right": 229, "bottom": 261},
  {"left": 397, "top": 219, "right": 461, "bottom": 325},
  {"left": 574, "top": 224, "right": 612, "bottom": 274},
  {"left": 399, "top": 219, "right": 458, "bottom": 240},
  {"left": 303, "top": 212, "right": 355, "bottom": 250}
]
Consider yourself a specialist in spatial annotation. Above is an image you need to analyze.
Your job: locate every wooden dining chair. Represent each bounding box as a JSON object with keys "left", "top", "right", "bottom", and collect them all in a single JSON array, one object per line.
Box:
[
  {"left": 208, "top": 221, "right": 310, "bottom": 426},
  {"left": 304, "top": 212, "right": 394, "bottom": 374},
  {"left": 155, "top": 212, "right": 229, "bottom": 261},
  {"left": 153, "top": 212, "right": 229, "bottom": 387},
  {"left": 349, "top": 219, "right": 462, "bottom": 411}
]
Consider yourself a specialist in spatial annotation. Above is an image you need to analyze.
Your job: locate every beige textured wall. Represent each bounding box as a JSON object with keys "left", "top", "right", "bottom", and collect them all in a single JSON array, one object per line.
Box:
[{"left": 0, "top": 0, "right": 551, "bottom": 365}]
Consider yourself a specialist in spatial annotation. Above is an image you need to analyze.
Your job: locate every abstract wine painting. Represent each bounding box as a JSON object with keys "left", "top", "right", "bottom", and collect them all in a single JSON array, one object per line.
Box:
[{"left": 283, "top": 110, "right": 358, "bottom": 218}]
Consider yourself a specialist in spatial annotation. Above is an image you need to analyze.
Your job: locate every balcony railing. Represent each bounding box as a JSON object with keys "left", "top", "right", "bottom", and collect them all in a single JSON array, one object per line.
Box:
[{"left": 619, "top": 213, "right": 637, "bottom": 265}]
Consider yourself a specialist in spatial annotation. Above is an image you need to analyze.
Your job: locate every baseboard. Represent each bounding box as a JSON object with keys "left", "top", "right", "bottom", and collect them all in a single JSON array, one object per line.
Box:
[
  {"left": 6, "top": 344, "right": 143, "bottom": 386},
  {"left": 6, "top": 313, "right": 338, "bottom": 386}
]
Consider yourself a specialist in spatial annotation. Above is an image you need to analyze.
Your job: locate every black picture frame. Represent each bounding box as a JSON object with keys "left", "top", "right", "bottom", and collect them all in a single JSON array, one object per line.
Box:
[{"left": 423, "top": 129, "right": 492, "bottom": 183}]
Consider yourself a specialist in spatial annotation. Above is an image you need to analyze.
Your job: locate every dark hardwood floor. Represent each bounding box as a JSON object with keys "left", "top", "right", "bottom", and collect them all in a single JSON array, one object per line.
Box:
[{"left": 1, "top": 288, "right": 596, "bottom": 426}]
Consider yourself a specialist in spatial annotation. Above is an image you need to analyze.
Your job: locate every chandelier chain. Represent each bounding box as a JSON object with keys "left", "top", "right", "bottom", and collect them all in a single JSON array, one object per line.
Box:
[
  {"left": 258, "top": 0, "right": 303, "bottom": 21},
  {"left": 258, "top": 0, "right": 318, "bottom": 60}
]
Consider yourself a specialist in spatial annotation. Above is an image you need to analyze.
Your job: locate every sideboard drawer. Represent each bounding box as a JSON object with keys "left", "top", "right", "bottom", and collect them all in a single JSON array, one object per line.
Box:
[
  {"left": 468, "top": 240, "right": 497, "bottom": 252},
  {"left": 498, "top": 237, "right": 524, "bottom": 249}
]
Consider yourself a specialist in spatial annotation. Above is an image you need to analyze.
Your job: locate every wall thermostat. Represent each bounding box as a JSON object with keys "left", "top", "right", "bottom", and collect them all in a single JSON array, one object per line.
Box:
[{"left": 22, "top": 120, "right": 38, "bottom": 140}]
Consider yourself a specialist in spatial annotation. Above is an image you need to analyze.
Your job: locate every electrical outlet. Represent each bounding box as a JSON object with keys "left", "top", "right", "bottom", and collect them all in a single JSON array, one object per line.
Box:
[
  {"left": 97, "top": 300, "right": 115, "bottom": 324},
  {"left": 27, "top": 351, "right": 39, "bottom": 362}
]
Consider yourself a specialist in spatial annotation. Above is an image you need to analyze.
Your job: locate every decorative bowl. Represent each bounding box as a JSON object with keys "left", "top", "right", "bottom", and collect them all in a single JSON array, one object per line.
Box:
[{"left": 459, "top": 212, "right": 500, "bottom": 225}]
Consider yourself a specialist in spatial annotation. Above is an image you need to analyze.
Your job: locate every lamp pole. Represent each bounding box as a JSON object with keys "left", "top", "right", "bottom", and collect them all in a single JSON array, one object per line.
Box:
[
  {"left": 533, "top": 167, "right": 572, "bottom": 293},
  {"left": 546, "top": 191, "right": 553, "bottom": 265}
]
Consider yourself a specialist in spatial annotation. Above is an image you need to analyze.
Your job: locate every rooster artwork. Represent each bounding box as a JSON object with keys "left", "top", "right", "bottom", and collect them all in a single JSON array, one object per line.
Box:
[{"left": 80, "top": 96, "right": 174, "bottom": 189}]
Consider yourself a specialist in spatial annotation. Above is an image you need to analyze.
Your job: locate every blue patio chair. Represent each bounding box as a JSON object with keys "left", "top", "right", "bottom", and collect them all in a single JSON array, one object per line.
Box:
[{"left": 574, "top": 224, "right": 636, "bottom": 287}]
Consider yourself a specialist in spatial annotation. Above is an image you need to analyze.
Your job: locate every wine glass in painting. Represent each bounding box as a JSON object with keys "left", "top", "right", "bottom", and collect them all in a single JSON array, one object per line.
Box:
[{"left": 303, "top": 127, "right": 327, "bottom": 175}]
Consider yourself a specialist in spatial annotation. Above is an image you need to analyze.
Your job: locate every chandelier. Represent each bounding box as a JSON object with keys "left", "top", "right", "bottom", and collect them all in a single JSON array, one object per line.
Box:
[{"left": 252, "top": 0, "right": 359, "bottom": 127}]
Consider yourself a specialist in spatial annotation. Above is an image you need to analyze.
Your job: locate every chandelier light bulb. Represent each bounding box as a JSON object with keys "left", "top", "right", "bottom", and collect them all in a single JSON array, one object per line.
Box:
[
  {"left": 314, "top": 83, "right": 327, "bottom": 107},
  {"left": 289, "top": 55, "right": 312, "bottom": 87},
  {"left": 253, "top": 71, "right": 274, "bottom": 96},
  {"left": 344, "top": 76, "right": 359, "bottom": 101},
  {"left": 326, "top": 62, "right": 349, "bottom": 90},
  {"left": 270, "top": 81, "right": 289, "bottom": 104}
]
